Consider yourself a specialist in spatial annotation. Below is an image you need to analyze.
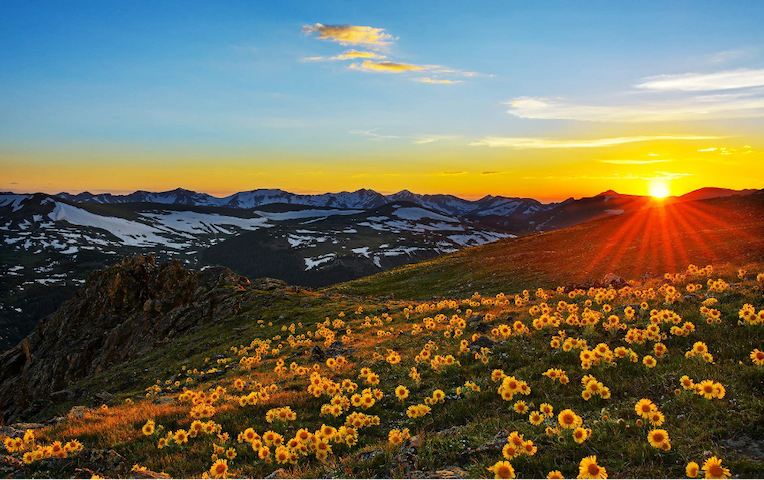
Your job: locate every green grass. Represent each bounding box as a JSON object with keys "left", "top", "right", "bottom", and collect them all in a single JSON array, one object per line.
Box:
[{"left": 5, "top": 265, "right": 763, "bottom": 478}]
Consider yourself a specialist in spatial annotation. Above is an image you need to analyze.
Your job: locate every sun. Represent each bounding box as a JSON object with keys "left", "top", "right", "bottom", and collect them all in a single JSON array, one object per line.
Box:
[{"left": 648, "top": 180, "right": 671, "bottom": 199}]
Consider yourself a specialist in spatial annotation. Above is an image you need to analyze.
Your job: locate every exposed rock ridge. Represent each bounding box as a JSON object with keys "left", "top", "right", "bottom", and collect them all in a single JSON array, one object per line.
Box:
[{"left": 0, "top": 254, "right": 257, "bottom": 423}]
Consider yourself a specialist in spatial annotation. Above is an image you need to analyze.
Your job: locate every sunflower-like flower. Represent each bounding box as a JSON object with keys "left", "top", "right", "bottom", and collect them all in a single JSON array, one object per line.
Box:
[
  {"left": 702, "top": 456, "right": 730, "bottom": 479},
  {"left": 488, "top": 460, "right": 516, "bottom": 479},
  {"left": 578, "top": 455, "right": 607, "bottom": 479}
]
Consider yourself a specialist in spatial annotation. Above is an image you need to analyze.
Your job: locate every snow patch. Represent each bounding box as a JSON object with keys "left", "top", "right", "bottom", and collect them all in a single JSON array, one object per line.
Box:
[{"left": 304, "top": 253, "right": 336, "bottom": 270}]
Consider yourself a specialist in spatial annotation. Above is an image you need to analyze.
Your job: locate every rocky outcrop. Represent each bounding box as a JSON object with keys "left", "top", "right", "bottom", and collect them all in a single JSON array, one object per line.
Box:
[{"left": 0, "top": 255, "right": 255, "bottom": 424}]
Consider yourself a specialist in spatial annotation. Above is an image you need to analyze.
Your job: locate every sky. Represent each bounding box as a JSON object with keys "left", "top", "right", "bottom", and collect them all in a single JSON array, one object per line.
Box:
[{"left": 1, "top": 0, "right": 763, "bottom": 202}]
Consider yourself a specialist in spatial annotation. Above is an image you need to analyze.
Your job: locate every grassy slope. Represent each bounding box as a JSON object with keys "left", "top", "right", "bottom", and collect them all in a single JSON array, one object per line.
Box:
[
  {"left": 330, "top": 194, "right": 764, "bottom": 299},
  {"left": 5, "top": 267, "right": 762, "bottom": 478}
]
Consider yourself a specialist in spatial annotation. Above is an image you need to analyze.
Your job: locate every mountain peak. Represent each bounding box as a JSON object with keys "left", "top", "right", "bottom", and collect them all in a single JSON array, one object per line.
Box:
[{"left": 596, "top": 190, "right": 620, "bottom": 197}]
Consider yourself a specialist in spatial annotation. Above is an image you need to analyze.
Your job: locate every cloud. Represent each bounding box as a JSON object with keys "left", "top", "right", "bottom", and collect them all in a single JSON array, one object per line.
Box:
[
  {"left": 304, "top": 50, "right": 387, "bottom": 62},
  {"left": 599, "top": 159, "right": 673, "bottom": 165},
  {"left": 505, "top": 94, "right": 764, "bottom": 122},
  {"left": 708, "top": 48, "right": 758, "bottom": 64},
  {"left": 333, "top": 50, "right": 386, "bottom": 60},
  {"left": 528, "top": 172, "right": 693, "bottom": 181},
  {"left": 635, "top": 68, "right": 764, "bottom": 91},
  {"left": 350, "top": 129, "right": 458, "bottom": 144},
  {"left": 413, "top": 77, "right": 460, "bottom": 84},
  {"left": 348, "top": 60, "right": 425, "bottom": 73},
  {"left": 303, "top": 24, "right": 478, "bottom": 83},
  {"left": 438, "top": 171, "right": 467, "bottom": 175},
  {"left": 302, "top": 24, "right": 393, "bottom": 49},
  {"left": 697, "top": 147, "right": 718, "bottom": 152},
  {"left": 481, "top": 171, "right": 511, "bottom": 175},
  {"left": 9, "top": 181, "right": 18, "bottom": 185},
  {"left": 470, "top": 135, "right": 722, "bottom": 149}
]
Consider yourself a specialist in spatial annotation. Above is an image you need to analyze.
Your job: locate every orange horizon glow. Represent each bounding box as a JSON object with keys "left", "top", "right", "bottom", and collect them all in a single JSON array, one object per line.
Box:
[{"left": 2, "top": 155, "right": 761, "bottom": 203}]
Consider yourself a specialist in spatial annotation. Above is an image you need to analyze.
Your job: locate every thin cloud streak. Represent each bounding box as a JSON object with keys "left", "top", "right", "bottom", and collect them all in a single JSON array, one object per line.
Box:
[
  {"left": 350, "top": 129, "right": 459, "bottom": 144},
  {"left": 470, "top": 135, "right": 723, "bottom": 149},
  {"left": 635, "top": 68, "right": 764, "bottom": 91},
  {"left": 505, "top": 95, "right": 764, "bottom": 122},
  {"left": 348, "top": 60, "right": 425, "bottom": 73},
  {"left": 599, "top": 159, "right": 673, "bottom": 165}
]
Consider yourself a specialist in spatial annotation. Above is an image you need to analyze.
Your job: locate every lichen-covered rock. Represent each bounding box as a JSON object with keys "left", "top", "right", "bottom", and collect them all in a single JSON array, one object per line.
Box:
[{"left": 0, "top": 255, "right": 259, "bottom": 423}]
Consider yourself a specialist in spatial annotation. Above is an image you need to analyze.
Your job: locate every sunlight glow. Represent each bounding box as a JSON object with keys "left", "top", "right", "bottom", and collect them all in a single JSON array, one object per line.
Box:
[{"left": 648, "top": 180, "right": 671, "bottom": 199}]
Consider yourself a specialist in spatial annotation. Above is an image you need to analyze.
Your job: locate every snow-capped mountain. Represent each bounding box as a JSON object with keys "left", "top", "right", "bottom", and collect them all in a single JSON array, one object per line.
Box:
[
  {"left": 57, "top": 188, "right": 549, "bottom": 217},
  {"left": 0, "top": 193, "right": 514, "bottom": 350}
]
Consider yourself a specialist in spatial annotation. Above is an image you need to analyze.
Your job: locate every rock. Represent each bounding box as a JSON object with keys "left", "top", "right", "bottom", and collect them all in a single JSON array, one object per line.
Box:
[
  {"left": 73, "top": 468, "right": 105, "bottom": 479},
  {"left": 76, "top": 449, "right": 129, "bottom": 477},
  {"left": 251, "top": 278, "right": 287, "bottom": 291},
  {"left": 409, "top": 467, "right": 469, "bottom": 479},
  {"left": 68, "top": 406, "right": 88, "bottom": 419},
  {"left": 94, "top": 391, "right": 114, "bottom": 403},
  {"left": 130, "top": 468, "right": 171, "bottom": 479},
  {"left": 469, "top": 336, "right": 497, "bottom": 351},
  {"left": 310, "top": 346, "right": 327, "bottom": 362},
  {"left": 264, "top": 468, "right": 289, "bottom": 479},
  {"left": 474, "top": 323, "right": 496, "bottom": 334},
  {"left": 467, "top": 314, "right": 485, "bottom": 324},
  {"left": 602, "top": 273, "right": 627, "bottom": 289},
  {"left": 50, "top": 389, "right": 75, "bottom": 402},
  {"left": 0, "top": 255, "right": 257, "bottom": 424},
  {"left": 358, "top": 450, "right": 382, "bottom": 462},
  {"left": 474, "top": 430, "right": 510, "bottom": 452},
  {"left": 327, "top": 340, "right": 355, "bottom": 358},
  {"left": 0, "top": 422, "right": 46, "bottom": 438}
]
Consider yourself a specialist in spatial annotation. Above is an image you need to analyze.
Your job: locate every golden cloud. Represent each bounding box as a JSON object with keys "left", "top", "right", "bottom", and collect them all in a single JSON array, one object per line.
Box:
[
  {"left": 332, "top": 50, "right": 386, "bottom": 60},
  {"left": 413, "top": 77, "right": 459, "bottom": 84},
  {"left": 348, "top": 60, "right": 425, "bottom": 73},
  {"left": 302, "top": 24, "right": 393, "bottom": 48}
]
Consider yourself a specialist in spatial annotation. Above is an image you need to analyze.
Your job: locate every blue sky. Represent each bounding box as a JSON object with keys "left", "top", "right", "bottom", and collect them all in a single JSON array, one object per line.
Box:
[{"left": 1, "top": 1, "right": 763, "bottom": 199}]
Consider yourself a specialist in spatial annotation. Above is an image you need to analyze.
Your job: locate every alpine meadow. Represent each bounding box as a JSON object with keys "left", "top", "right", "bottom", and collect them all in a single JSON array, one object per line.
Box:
[{"left": 1, "top": 2, "right": 764, "bottom": 479}]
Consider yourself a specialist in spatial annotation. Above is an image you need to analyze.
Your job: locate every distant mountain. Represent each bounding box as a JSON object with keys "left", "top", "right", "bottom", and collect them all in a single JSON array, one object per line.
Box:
[
  {"left": 677, "top": 187, "right": 760, "bottom": 203},
  {"left": 3, "top": 186, "right": 759, "bottom": 350},
  {"left": 0, "top": 194, "right": 512, "bottom": 349},
  {"left": 57, "top": 188, "right": 550, "bottom": 218}
]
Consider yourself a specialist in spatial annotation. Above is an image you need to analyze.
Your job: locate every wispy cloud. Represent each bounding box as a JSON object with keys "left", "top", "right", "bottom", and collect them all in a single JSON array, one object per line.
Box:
[
  {"left": 481, "top": 171, "right": 511, "bottom": 175},
  {"left": 525, "top": 172, "right": 693, "bottom": 181},
  {"left": 697, "top": 147, "right": 717, "bottom": 152},
  {"left": 303, "top": 23, "right": 478, "bottom": 84},
  {"left": 351, "top": 129, "right": 459, "bottom": 144},
  {"left": 348, "top": 60, "right": 425, "bottom": 73},
  {"left": 302, "top": 24, "right": 393, "bottom": 49},
  {"left": 505, "top": 94, "right": 764, "bottom": 122},
  {"left": 304, "top": 50, "right": 387, "bottom": 62},
  {"left": 470, "top": 135, "right": 722, "bottom": 149},
  {"left": 413, "top": 77, "right": 460, "bottom": 84},
  {"left": 635, "top": 68, "right": 764, "bottom": 91},
  {"left": 506, "top": 68, "right": 764, "bottom": 122},
  {"left": 599, "top": 159, "right": 673, "bottom": 165},
  {"left": 438, "top": 171, "right": 467, "bottom": 175},
  {"left": 708, "top": 47, "right": 758, "bottom": 64}
]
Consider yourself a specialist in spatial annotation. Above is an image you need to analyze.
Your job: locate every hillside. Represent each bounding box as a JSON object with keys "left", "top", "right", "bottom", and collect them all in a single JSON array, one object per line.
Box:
[
  {"left": 332, "top": 192, "right": 764, "bottom": 299},
  {"left": 0, "top": 253, "right": 763, "bottom": 478}
]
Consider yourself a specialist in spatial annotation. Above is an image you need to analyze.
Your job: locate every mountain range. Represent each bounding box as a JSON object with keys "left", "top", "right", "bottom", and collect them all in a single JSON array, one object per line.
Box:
[{"left": 0, "top": 186, "right": 759, "bottom": 351}]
